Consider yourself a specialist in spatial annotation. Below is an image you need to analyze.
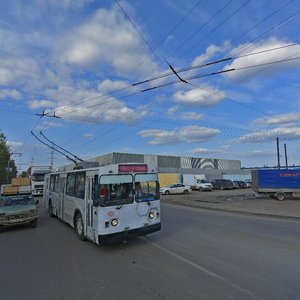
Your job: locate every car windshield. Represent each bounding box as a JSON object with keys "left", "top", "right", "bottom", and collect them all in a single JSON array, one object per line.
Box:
[
  {"left": 32, "top": 173, "right": 47, "bottom": 181},
  {"left": 0, "top": 195, "right": 34, "bottom": 207},
  {"left": 199, "top": 180, "right": 210, "bottom": 184}
]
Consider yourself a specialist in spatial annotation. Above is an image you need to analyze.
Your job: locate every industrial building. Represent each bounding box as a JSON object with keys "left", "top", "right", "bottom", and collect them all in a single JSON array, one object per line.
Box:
[{"left": 62, "top": 152, "right": 250, "bottom": 186}]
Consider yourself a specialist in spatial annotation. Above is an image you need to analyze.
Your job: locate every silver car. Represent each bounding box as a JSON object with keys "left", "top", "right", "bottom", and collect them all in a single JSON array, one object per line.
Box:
[{"left": 160, "top": 184, "right": 191, "bottom": 195}]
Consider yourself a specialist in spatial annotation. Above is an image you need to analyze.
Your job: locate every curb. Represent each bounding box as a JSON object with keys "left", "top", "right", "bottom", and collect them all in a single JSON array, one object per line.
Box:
[{"left": 161, "top": 199, "right": 300, "bottom": 221}]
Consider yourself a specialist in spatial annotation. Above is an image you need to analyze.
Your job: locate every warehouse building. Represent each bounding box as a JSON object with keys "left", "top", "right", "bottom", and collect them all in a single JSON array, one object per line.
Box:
[{"left": 90, "top": 152, "right": 251, "bottom": 186}]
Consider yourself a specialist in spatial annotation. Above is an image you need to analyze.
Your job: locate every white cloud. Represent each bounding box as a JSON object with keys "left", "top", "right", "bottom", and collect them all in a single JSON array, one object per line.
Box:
[
  {"left": 174, "top": 85, "right": 225, "bottom": 107},
  {"left": 189, "top": 145, "right": 229, "bottom": 155},
  {"left": 223, "top": 38, "right": 300, "bottom": 81},
  {"left": 0, "top": 89, "right": 22, "bottom": 100},
  {"left": 29, "top": 99, "right": 56, "bottom": 109},
  {"left": 167, "top": 105, "right": 180, "bottom": 116},
  {"left": 240, "top": 127, "right": 300, "bottom": 143},
  {"left": 7, "top": 141, "right": 23, "bottom": 148},
  {"left": 83, "top": 133, "right": 95, "bottom": 139},
  {"left": 50, "top": 0, "right": 93, "bottom": 8},
  {"left": 59, "top": 6, "right": 158, "bottom": 77},
  {"left": 181, "top": 112, "right": 203, "bottom": 120},
  {"left": 55, "top": 101, "right": 147, "bottom": 125},
  {"left": 241, "top": 150, "right": 275, "bottom": 158},
  {"left": 139, "top": 125, "right": 220, "bottom": 145},
  {"left": 192, "top": 41, "right": 230, "bottom": 66},
  {"left": 98, "top": 79, "right": 129, "bottom": 93},
  {"left": 35, "top": 121, "right": 63, "bottom": 131},
  {"left": 254, "top": 112, "right": 300, "bottom": 126},
  {"left": 0, "top": 57, "right": 40, "bottom": 86}
]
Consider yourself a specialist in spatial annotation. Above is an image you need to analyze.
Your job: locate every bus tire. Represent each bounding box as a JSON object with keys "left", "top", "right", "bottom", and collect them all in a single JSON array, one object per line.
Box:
[
  {"left": 75, "top": 213, "right": 86, "bottom": 241},
  {"left": 48, "top": 201, "right": 55, "bottom": 217}
]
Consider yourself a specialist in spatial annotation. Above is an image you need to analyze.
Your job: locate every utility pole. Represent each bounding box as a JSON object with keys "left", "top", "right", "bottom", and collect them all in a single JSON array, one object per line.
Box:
[
  {"left": 276, "top": 137, "right": 281, "bottom": 169},
  {"left": 50, "top": 142, "right": 54, "bottom": 171},
  {"left": 284, "top": 143, "right": 288, "bottom": 169}
]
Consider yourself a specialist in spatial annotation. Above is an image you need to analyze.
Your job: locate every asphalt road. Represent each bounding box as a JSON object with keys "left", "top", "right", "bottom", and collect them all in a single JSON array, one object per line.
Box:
[{"left": 1, "top": 200, "right": 300, "bottom": 300}]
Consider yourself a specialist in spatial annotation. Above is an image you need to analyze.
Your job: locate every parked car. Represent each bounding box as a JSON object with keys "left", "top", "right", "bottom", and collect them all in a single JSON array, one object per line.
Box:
[
  {"left": 196, "top": 179, "right": 213, "bottom": 191},
  {"left": 232, "top": 181, "right": 240, "bottom": 189},
  {"left": 236, "top": 181, "right": 247, "bottom": 188},
  {"left": 160, "top": 184, "right": 191, "bottom": 195},
  {"left": 211, "top": 179, "right": 234, "bottom": 190},
  {"left": 244, "top": 180, "right": 252, "bottom": 188}
]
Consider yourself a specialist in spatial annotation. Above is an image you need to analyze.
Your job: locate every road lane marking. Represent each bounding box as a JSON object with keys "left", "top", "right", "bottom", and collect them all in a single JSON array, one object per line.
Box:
[{"left": 143, "top": 238, "right": 264, "bottom": 300}]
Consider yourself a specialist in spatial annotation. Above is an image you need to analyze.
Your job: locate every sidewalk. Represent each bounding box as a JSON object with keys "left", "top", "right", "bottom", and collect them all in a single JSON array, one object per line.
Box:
[{"left": 160, "top": 190, "right": 300, "bottom": 219}]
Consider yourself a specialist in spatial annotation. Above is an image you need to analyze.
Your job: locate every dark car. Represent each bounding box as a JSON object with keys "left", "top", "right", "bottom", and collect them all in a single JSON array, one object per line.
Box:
[
  {"left": 236, "top": 181, "right": 247, "bottom": 188},
  {"left": 211, "top": 179, "right": 234, "bottom": 190},
  {"left": 232, "top": 181, "right": 240, "bottom": 189}
]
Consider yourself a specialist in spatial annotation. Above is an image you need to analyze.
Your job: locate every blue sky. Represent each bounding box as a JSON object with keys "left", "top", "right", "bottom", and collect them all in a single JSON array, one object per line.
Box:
[{"left": 1, "top": 0, "right": 300, "bottom": 172}]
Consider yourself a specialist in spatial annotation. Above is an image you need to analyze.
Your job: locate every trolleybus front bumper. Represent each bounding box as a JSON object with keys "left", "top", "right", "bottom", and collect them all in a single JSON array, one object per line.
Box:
[{"left": 98, "top": 222, "right": 161, "bottom": 244}]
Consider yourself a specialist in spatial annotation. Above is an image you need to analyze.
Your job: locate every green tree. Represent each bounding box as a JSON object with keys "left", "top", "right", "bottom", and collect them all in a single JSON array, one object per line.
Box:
[{"left": 0, "top": 133, "right": 17, "bottom": 184}]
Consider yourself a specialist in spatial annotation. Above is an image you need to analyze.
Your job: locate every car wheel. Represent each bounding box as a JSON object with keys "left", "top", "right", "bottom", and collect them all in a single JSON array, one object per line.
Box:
[
  {"left": 75, "top": 213, "right": 86, "bottom": 241},
  {"left": 183, "top": 190, "right": 188, "bottom": 194},
  {"left": 30, "top": 219, "right": 37, "bottom": 228},
  {"left": 165, "top": 190, "right": 170, "bottom": 195},
  {"left": 199, "top": 187, "right": 203, "bottom": 192}
]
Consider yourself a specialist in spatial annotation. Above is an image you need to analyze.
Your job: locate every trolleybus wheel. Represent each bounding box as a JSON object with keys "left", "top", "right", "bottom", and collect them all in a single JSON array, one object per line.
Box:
[
  {"left": 75, "top": 213, "right": 86, "bottom": 241},
  {"left": 48, "top": 201, "right": 55, "bottom": 217}
]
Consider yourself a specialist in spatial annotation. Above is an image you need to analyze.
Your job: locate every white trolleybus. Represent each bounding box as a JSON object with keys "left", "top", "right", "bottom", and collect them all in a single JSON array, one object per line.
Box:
[{"left": 43, "top": 163, "right": 161, "bottom": 244}]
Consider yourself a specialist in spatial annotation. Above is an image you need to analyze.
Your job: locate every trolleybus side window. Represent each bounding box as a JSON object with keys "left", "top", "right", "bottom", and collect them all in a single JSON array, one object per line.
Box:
[
  {"left": 66, "top": 173, "right": 76, "bottom": 196},
  {"left": 75, "top": 172, "right": 85, "bottom": 199},
  {"left": 54, "top": 175, "right": 60, "bottom": 193},
  {"left": 98, "top": 174, "right": 133, "bottom": 207},
  {"left": 50, "top": 175, "right": 55, "bottom": 191},
  {"left": 134, "top": 174, "right": 159, "bottom": 202}
]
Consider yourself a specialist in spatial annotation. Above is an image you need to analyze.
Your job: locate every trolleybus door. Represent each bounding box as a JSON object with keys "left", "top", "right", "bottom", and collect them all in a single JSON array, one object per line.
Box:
[
  {"left": 85, "top": 176, "right": 94, "bottom": 240},
  {"left": 59, "top": 176, "right": 66, "bottom": 220}
]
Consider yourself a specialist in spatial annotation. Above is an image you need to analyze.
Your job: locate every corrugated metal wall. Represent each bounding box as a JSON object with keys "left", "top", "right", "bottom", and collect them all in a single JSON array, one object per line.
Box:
[
  {"left": 94, "top": 153, "right": 114, "bottom": 166},
  {"left": 158, "top": 155, "right": 180, "bottom": 169},
  {"left": 144, "top": 154, "right": 158, "bottom": 168},
  {"left": 158, "top": 173, "right": 180, "bottom": 186},
  {"left": 217, "top": 159, "right": 241, "bottom": 170},
  {"left": 112, "top": 152, "right": 144, "bottom": 164},
  {"left": 180, "top": 157, "right": 222, "bottom": 169}
]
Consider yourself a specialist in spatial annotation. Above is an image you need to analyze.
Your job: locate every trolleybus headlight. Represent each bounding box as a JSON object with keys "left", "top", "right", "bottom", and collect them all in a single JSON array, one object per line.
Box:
[
  {"left": 111, "top": 218, "right": 118, "bottom": 226},
  {"left": 149, "top": 212, "right": 155, "bottom": 219}
]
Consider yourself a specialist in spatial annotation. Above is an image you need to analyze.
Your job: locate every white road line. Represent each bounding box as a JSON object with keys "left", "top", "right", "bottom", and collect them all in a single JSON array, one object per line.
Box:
[{"left": 143, "top": 238, "right": 264, "bottom": 300}]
